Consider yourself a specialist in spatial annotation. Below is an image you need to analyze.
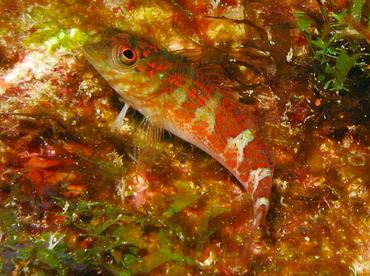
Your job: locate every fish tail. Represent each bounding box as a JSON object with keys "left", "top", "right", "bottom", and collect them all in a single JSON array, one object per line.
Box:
[{"left": 239, "top": 198, "right": 270, "bottom": 264}]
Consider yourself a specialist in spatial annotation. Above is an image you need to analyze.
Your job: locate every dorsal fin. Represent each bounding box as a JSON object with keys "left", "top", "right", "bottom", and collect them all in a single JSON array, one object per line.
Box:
[{"left": 171, "top": 47, "right": 242, "bottom": 98}]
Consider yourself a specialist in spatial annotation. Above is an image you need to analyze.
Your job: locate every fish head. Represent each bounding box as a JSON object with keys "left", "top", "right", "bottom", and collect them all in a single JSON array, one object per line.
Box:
[{"left": 82, "top": 33, "right": 166, "bottom": 110}]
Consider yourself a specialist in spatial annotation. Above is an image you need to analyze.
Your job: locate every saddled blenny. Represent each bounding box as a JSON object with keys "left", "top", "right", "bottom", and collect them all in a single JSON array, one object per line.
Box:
[{"left": 82, "top": 33, "right": 274, "bottom": 262}]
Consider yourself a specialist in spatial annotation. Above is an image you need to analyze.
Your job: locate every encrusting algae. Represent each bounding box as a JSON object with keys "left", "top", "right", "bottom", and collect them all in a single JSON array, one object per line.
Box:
[{"left": 0, "top": 0, "right": 370, "bottom": 275}]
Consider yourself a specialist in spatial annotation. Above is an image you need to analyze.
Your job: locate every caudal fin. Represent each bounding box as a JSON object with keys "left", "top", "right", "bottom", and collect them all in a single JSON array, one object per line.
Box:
[{"left": 238, "top": 203, "right": 269, "bottom": 264}]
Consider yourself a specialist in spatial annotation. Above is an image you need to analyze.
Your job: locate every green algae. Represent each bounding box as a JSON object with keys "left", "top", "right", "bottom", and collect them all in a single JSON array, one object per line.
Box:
[{"left": 296, "top": 3, "right": 370, "bottom": 92}]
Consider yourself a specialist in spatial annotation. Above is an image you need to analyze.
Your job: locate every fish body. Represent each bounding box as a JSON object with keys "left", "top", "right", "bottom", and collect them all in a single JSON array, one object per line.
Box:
[{"left": 83, "top": 33, "right": 273, "bottom": 258}]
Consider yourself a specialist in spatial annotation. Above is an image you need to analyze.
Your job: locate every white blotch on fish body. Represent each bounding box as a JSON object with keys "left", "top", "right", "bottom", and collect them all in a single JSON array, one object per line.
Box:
[
  {"left": 248, "top": 168, "right": 272, "bottom": 198},
  {"left": 225, "top": 129, "right": 254, "bottom": 166}
]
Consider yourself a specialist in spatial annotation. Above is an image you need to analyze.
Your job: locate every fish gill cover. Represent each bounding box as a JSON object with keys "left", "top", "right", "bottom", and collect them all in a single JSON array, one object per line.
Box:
[{"left": 0, "top": 0, "right": 369, "bottom": 275}]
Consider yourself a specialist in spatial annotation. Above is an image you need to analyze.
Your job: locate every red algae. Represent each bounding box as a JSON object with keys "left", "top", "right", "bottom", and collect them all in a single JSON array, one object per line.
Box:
[{"left": 0, "top": 0, "right": 370, "bottom": 275}]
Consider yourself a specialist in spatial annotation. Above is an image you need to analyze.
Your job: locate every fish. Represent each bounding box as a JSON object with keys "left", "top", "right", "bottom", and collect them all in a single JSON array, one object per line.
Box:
[{"left": 82, "top": 33, "right": 273, "bottom": 261}]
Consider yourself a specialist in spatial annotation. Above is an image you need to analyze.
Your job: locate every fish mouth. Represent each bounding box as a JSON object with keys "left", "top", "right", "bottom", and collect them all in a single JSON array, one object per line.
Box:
[
  {"left": 81, "top": 41, "right": 114, "bottom": 70},
  {"left": 82, "top": 43, "right": 126, "bottom": 76},
  {"left": 81, "top": 46, "right": 103, "bottom": 68}
]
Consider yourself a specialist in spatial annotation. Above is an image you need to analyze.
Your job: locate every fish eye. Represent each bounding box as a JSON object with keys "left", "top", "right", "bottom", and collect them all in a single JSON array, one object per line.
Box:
[{"left": 117, "top": 46, "right": 137, "bottom": 66}]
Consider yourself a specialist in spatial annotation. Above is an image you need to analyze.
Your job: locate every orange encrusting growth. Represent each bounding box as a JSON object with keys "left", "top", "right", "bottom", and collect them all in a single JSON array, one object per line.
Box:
[{"left": 82, "top": 33, "right": 273, "bottom": 261}]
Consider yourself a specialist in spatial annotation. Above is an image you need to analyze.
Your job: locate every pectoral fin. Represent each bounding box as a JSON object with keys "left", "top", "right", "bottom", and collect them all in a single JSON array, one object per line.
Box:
[
  {"left": 133, "top": 117, "right": 164, "bottom": 190},
  {"left": 111, "top": 103, "right": 130, "bottom": 132}
]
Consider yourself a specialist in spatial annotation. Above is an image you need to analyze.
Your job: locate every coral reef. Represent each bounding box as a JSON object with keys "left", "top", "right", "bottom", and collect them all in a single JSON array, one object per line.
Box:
[{"left": 0, "top": 0, "right": 369, "bottom": 274}]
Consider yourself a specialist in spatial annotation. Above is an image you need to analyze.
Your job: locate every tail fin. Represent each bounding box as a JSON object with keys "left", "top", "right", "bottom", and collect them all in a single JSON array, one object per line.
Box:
[{"left": 239, "top": 200, "right": 269, "bottom": 264}]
